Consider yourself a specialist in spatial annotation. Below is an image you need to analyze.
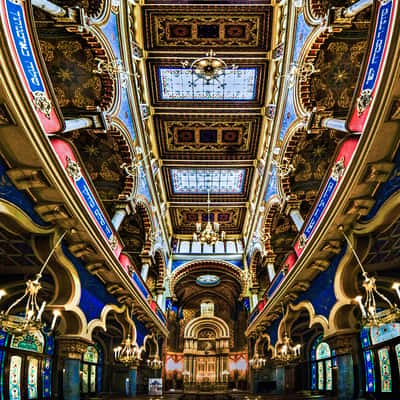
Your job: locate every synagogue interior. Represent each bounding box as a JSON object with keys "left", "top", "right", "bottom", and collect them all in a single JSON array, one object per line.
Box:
[{"left": 0, "top": 0, "right": 399, "bottom": 399}]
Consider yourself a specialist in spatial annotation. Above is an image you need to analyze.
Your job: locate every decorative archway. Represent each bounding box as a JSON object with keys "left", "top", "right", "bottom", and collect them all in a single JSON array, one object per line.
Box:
[{"left": 183, "top": 302, "right": 230, "bottom": 389}]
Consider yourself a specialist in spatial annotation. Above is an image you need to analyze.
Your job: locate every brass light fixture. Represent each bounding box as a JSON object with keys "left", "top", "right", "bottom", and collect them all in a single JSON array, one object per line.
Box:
[
  {"left": 114, "top": 309, "right": 140, "bottom": 366},
  {"left": 339, "top": 226, "right": 400, "bottom": 327},
  {"left": 182, "top": 50, "right": 237, "bottom": 83},
  {"left": 274, "top": 303, "right": 301, "bottom": 364},
  {"left": 193, "top": 189, "right": 225, "bottom": 245},
  {"left": 0, "top": 232, "right": 66, "bottom": 336},
  {"left": 147, "top": 354, "right": 163, "bottom": 370},
  {"left": 249, "top": 352, "right": 266, "bottom": 370}
]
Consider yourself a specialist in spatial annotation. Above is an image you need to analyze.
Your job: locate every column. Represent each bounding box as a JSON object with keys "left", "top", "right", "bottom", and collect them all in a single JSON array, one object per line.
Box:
[
  {"left": 267, "top": 262, "right": 275, "bottom": 282},
  {"left": 112, "top": 208, "right": 127, "bottom": 231},
  {"left": 327, "top": 333, "right": 356, "bottom": 400},
  {"left": 141, "top": 263, "right": 150, "bottom": 282},
  {"left": 250, "top": 287, "right": 259, "bottom": 310},
  {"left": 275, "top": 366, "right": 285, "bottom": 394},
  {"left": 156, "top": 289, "right": 164, "bottom": 309},
  {"left": 128, "top": 367, "right": 137, "bottom": 397},
  {"left": 343, "top": 0, "right": 373, "bottom": 17},
  {"left": 57, "top": 338, "right": 89, "bottom": 400},
  {"left": 289, "top": 209, "right": 304, "bottom": 231},
  {"left": 62, "top": 118, "right": 93, "bottom": 133},
  {"left": 32, "top": 0, "right": 66, "bottom": 16},
  {"left": 321, "top": 118, "right": 349, "bottom": 133}
]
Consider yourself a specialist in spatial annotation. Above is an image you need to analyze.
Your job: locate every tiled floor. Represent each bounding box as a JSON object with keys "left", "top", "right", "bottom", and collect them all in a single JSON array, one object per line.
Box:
[{"left": 103, "top": 394, "right": 336, "bottom": 400}]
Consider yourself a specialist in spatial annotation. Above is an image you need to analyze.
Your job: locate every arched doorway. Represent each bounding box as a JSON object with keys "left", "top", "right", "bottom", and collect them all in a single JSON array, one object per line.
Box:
[{"left": 183, "top": 300, "right": 230, "bottom": 392}]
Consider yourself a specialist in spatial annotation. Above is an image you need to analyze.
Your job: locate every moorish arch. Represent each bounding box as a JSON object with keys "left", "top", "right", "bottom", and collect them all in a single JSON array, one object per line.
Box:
[{"left": 183, "top": 300, "right": 231, "bottom": 388}]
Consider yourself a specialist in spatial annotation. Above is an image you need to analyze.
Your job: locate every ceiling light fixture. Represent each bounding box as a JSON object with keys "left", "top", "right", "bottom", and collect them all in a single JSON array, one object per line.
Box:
[
  {"left": 249, "top": 351, "right": 266, "bottom": 370},
  {"left": 182, "top": 50, "right": 237, "bottom": 83},
  {"left": 147, "top": 354, "right": 163, "bottom": 370},
  {"left": 0, "top": 231, "right": 67, "bottom": 335},
  {"left": 193, "top": 189, "right": 225, "bottom": 245},
  {"left": 114, "top": 309, "right": 140, "bottom": 366},
  {"left": 339, "top": 225, "right": 400, "bottom": 327},
  {"left": 274, "top": 303, "right": 301, "bottom": 364}
]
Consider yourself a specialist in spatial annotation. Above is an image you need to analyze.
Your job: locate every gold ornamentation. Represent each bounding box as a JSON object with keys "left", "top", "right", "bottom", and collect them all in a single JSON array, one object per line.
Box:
[
  {"left": 357, "top": 89, "right": 372, "bottom": 116},
  {"left": 109, "top": 235, "right": 118, "bottom": 251},
  {"left": 298, "top": 234, "right": 306, "bottom": 249},
  {"left": 111, "top": 0, "right": 120, "bottom": 13},
  {"left": 332, "top": 156, "right": 345, "bottom": 180},
  {"left": 66, "top": 156, "right": 82, "bottom": 181},
  {"left": 32, "top": 91, "right": 52, "bottom": 119},
  {"left": 57, "top": 338, "right": 89, "bottom": 359}
]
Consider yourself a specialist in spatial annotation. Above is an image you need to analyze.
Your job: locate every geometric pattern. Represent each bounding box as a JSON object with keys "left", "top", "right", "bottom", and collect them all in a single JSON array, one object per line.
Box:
[
  {"left": 158, "top": 68, "right": 258, "bottom": 101},
  {"left": 143, "top": 6, "right": 272, "bottom": 51},
  {"left": 170, "top": 168, "right": 245, "bottom": 194},
  {"left": 170, "top": 207, "right": 246, "bottom": 234},
  {"left": 155, "top": 114, "right": 261, "bottom": 160}
]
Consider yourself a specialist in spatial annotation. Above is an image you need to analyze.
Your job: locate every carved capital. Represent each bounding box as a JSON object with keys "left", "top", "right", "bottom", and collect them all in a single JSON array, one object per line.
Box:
[
  {"left": 57, "top": 337, "right": 90, "bottom": 359},
  {"left": 326, "top": 333, "right": 357, "bottom": 356},
  {"left": 327, "top": 7, "right": 353, "bottom": 29}
]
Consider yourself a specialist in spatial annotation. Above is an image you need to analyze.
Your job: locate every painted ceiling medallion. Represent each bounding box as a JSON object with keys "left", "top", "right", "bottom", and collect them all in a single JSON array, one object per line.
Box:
[
  {"left": 196, "top": 274, "right": 221, "bottom": 287},
  {"left": 182, "top": 50, "right": 235, "bottom": 82}
]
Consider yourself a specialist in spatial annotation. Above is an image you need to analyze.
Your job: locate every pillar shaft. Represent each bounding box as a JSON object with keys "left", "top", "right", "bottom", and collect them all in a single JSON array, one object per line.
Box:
[
  {"left": 129, "top": 368, "right": 137, "bottom": 397},
  {"left": 343, "top": 0, "right": 373, "bottom": 18},
  {"left": 32, "top": 0, "right": 66, "bottom": 16},
  {"left": 336, "top": 353, "right": 354, "bottom": 400},
  {"left": 63, "top": 359, "right": 80, "bottom": 400},
  {"left": 289, "top": 209, "right": 304, "bottom": 231},
  {"left": 141, "top": 263, "right": 150, "bottom": 282},
  {"left": 156, "top": 291, "right": 164, "bottom": 309},
  {"left": 112, "top": 208, "right": 127, "bottom": 231},
  {"left": 267, "top": 262, "right": 276, "bottom": 282},
  {"left": 63, "top": 118, "right": 93, "bottom": 133},
  {"left": 321, "top": 118, "right": 349, "bottom": 133}
]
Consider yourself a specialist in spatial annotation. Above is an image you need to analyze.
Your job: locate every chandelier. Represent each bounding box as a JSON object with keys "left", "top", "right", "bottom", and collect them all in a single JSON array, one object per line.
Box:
[
  {"left": 147, "top": 354, "right": 163, "bottom": 370},
  {"left": 114, "top": 334, "right": 140, "bottom": 366},
  {"left": 249, "top": 352, "right": 267, "bottom": 370},
  {"left": 0, "top": 232, "right": 66, "bottom": 336},
  {"left": 193, "top": 190, "right": 225, "bottom": 245},
  {"left": 274, "top": 303, "right": 301, "bottom": 364},
  {"left": 339, "top": 226, "right": 400, "bottom": 327},
  {"left": 182, "top": 50, "right": 236, "bottom": 83},
  {"left": 114, "top": 308, "right": 140, "bottom": 366}
]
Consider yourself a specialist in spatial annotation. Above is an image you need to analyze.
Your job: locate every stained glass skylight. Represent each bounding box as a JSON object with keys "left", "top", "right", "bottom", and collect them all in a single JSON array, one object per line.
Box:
[
  {"left": 159, "top": 68, "right": 257, "bottom": 101},
  {"left": 170, "top": 169, "right": 245, "bottom": 194}
]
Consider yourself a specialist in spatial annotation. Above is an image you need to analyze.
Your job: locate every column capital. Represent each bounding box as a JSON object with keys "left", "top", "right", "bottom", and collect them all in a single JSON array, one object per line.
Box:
[
  {"left": 325, "top": 331, "right": 358, "bottom": 356},
  {"left": 56, "top": 336, "right": 91, "bottom": 359}
]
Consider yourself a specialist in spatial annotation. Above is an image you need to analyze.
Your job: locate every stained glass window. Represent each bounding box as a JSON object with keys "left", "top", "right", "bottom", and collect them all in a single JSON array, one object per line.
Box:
[
  {"left": 9, "top": 355, "right": 21, "bottom": 400},
  {"left": 170, "top": 168, "right": 245, "bottom": 194},
  {"left": 90, "top": 365, "right": 96, "bottom": 393},
  {"left": 81, "top": 364, "right": 89, "bottom": 393},
  {"left": 42, "top": 358, "right": 52, "bottom": 398},
  {"left": 0, "top": 350, "right": 5, "bottom": 400},
  {"left": 27, "top": 358, "right": 38, "bottom": 399},
  {"left": 10, "top": 332, "right": 44, "bottom": 353},
  {"left": 81, "top": 344, "right": 102, "bottom": 394},
  {"left": 378, "top": 347, "right": 392, "bottom": 392},
  {"left": 363, "top": 350, "right": 375, "bottom": 392},
  {"left": 83, "top": 345, "right": 99, "bottom": 363},
  {"left": 159, "top": 68, "right": 258, "bottom": 101},
  {"left": 396, "top": 344, "right": 400, "bottom": 374},
  {"left": 311, "top": 336, "right": 334, "bottom": 391}
]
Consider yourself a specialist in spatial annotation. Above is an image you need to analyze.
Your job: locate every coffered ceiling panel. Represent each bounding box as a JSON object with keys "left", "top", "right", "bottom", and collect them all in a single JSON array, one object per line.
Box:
[
  {"left": 170, "top": 206, "right": 246, "bottom": 235},
  {"left": 155, "top": 114, "right": 261, "bottom": 160},
  {"left": 143, "top": 5, "right": 272, "bottom": 52}
]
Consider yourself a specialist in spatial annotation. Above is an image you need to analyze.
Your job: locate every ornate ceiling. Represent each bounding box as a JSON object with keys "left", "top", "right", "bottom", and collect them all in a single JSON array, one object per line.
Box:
[{"left": 140, "top": 2, "right": 273, "bottom": 239}]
